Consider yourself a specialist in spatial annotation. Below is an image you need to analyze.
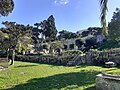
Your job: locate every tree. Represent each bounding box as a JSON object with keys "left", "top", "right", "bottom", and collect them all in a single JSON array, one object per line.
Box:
[
  {"left": 84, "top": 37, "right": 97, "bottom": 51},
  {"left": 43, "top": 15, "right": 57, "bottom": 41},
  {"left": 44, "top": 15, "right": 57, "bottom": 40},
  {"left": 0, "top": 0, "right": 14, "bottom": 16},
  {"left": 39, "top": 20, "right": 47, "bottom": 42},
  {"left": 75, "top": 39, "right": 84, "bottom": 50},
  {"left": 0, "top": 30, "right": 10, "bottom": 55},
  {"left": 64, "top": 45, "right": 68, "bottom": 50},
  {"left": 16, "top": 36, "right": 32, "bottom": 55},
  {"left": 50, "top": 41, "right": 64, "bottom": 50},
  {"left": 43, "top": 43, "right": 49, "bottom": 50},
  {"left": 100, "top": 0, "right": 108, "bottom": 35},
  {"left": 81, "top": 31, "right": 89, "bottom": 37},
  {"left": 108, "top": 8, "right": 120, "bottom": 41},
  {"left": 69, "top": 44, "right": 74, "bottom": 50},
  {"left": 2, "top": 21, "right": 33, "bottom": 65},
  {"left": 50, "top": 41, "right": 64, "bottom": 55},
  {"left": 32, "top": 23, "right": 42, "bottom": 44},
  {"left": 58, "top": 30, "right": 78, "bottom": 39}
]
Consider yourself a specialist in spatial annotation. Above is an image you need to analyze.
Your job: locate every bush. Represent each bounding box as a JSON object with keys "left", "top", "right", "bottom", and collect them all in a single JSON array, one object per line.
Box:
[
  {"left": 62, "top": 50, "right": 83, "bottom": 56},
  {"left": 64, "top": 45, "right": 68, "bottom": 50},
  {"left": 97, "top": 40, "right": 120, "bottom": 50},
  {"left": 69, "top": 44, "right": 74, "bottom": 50},
  {"left": 43, "top": 44, "right": 49, "bottom": 50}
]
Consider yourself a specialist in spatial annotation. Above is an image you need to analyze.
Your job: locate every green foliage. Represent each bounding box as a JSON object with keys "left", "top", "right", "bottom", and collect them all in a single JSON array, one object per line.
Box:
[
  {"left": 16, "top": 42, "right": 32, "bottom": 54},
  {"left": 1, "top": 21, "right": 33, "bottom": 50},
  {"left": 0, "top": 0, "right": 14, "bottom": 16},
  {"left": 32, "top": 27, "right": 42, "bottom": 44},
  {"left": 43, "top": 43, "right": 49, "bottom": 50},
  {"left": 0, "top": 30, "right": 12, "bottom": 56},
  {"left": 97, "top": 8, "right": 120, "bottom": 50},
  {"left": 75, "top": 39, "right": 84, "bottom": 49},
  {"left": 85, "top": 37, "right": 97, "bottom": 48},
  {"left": 64, "top": 45, "right": 68, "bottom": 50},
  {"left": 58, "top": 30, "right": 78, "bottom": 39},
  {"left": 108, "top": 8, "right": 120, "bottom": 41},
  {"left": 40, "top": 15, "right": 57, "bottom": 41},
  {"left": 50, "top": 41, "right": 64, "bottom": 50},
  {"left": 69, "top": 44, "right": 74, "bottom": 50},
  {"left": 62, "top": 50, "right": 83, "bottom": 56},
  {"left": 0, "top": 21, "right": 33, "bottom": 65},
  {"left": 87, "top": 27, "right": 102, "bottom": 35},
  {"left": 97, "top": 40, "right": 120, "bottom": 50}
]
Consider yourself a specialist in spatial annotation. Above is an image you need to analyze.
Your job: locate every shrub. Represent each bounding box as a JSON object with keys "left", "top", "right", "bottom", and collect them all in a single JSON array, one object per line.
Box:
[
  {"left": 43, "top": 44, "right": 49, "bottom": 50},
  {"left": 97, "top": 40, "right": 120, "bottom": 50},
  {"left": 69, "top": 44, "right": 74, "bottom": 50},
  {"left": 75, "top": 39, "right": 84, "bottom": 49},
  {"left": 64, "top": 45, "right": 68, "bottom": 50},
  {"left": 62, "top": 50, "right": 83, "bottom": 56}
]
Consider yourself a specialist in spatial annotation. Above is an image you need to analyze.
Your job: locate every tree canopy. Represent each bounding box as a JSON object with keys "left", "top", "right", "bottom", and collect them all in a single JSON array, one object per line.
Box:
[
  {"left": 75, "top": 39, "right": 84, "bottom": 50},
  {"left": 1, "top": 21, "right": 33, "bottom": 65},
  {"left": 58, "top": 30, "right": 78, "bottom": 39},
  {"left": 33, "top": 15, "right": 57, "bottom": 43},
  {"left": 0, "top": 0, "right": 14, "bottom": 16},
  {"left": 108, "top": 8, "right": 120, "bottom": 41},
  {"left": 43, "top": 15, "right": 57, "bottom": 41}
]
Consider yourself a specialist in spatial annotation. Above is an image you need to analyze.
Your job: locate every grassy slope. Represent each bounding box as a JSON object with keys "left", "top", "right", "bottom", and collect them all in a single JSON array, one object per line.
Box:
[{"left": 0, "top": 61, "right": 120, "bottom": 90}]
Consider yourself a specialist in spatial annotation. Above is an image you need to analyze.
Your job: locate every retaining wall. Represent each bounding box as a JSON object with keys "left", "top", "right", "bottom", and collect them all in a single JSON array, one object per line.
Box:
[{"left": 96, "top": 73, "right": 120, "bottom": 90}]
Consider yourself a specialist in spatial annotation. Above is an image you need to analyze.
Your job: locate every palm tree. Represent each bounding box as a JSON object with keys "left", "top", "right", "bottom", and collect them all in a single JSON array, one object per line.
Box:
[{"left": 100, "top": 0, "right": 108, "bottom": 35}]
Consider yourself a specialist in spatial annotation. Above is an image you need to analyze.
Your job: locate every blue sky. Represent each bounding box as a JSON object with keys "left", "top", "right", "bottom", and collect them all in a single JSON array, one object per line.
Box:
[{"left": 0, "top": 0, "right": 120, "bottom": 32}]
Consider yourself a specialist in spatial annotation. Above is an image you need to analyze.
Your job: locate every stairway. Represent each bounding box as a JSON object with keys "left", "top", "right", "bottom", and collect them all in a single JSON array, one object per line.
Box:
[{"left": 67, "top": 54, "right": 80, "bottom": 66}]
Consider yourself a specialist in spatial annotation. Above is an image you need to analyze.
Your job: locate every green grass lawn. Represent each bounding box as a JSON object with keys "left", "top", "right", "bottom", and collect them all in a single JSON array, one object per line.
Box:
[{"left": 0, "top": 61, "right": 120, "bottom": 90}]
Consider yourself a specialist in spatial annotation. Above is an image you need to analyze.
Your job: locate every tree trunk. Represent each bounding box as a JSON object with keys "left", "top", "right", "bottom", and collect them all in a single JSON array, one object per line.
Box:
[{"left": 10, "top": 49, "right": 15, "bottom": 65}]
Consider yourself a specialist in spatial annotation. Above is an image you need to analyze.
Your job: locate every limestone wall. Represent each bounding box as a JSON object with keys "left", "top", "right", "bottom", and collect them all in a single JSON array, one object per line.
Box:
[
  {"left": 0, "top": 57, "right": 8, "bottom": 68},
  {"left": 96, "top": 74, "right": 120, "bottom": 90},
  {"left": 15, "top": 48, "right": 120, "bottom": 66},
  {"left": 15, "top": 55, "right": 85, "bottom": 66}
]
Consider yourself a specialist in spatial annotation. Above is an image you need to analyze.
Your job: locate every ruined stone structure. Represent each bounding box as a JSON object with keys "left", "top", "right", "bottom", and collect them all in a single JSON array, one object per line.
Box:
[
  {"left": 0, "top": 57, "right": 8, "bottom": 68},
  {"left": 62, "top": 34, "right": 105, "bottom": 50},
  {"left": 96, "top": 73, "right": 120, "bottom": 90},
  {"left": 15, "top": 48, "right": 120, "bottom": 66}
]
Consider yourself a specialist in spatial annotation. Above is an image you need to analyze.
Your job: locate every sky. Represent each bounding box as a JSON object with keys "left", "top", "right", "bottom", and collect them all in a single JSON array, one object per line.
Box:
[{"left": 0, "top": 0, "right": 120, "bottom": 32}]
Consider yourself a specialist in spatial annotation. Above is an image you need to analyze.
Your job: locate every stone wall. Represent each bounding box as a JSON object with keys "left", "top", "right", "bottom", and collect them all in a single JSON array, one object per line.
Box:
[
  {"left": 85, "top": 48, "right": 120, "bottom": 65},
  {"left": 96, "top": 73, "right": 120, "bottom": 90},
  {"left": 15, "top": 48, "right": 120, "bottom": 66},
  {"left": 0, "top": 57, "right": 8, "bottom": 68},
  {"left": 15, "top": 55, "right": 85, "bottom": 66}
]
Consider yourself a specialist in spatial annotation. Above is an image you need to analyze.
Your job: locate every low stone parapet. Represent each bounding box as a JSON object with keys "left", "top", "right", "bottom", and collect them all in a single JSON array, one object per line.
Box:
[
  {"left": 96, "top": 73, "right": 120, "bottom": 90},
  {"left": 15, "top": 55, "right": 86, "bottom": 66}
]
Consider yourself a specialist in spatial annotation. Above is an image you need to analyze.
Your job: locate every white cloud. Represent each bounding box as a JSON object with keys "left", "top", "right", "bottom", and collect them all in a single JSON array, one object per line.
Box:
[{"left": 54, "top": 0, "right": 70, "bottom": 5}]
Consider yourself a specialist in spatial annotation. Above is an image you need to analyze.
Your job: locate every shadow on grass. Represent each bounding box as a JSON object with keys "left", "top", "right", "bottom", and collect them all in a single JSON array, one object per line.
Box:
[
  {"left": 14, "top": 65, "right": 38, "bottom": 68},
  {"left": 8, "top": 70, "right": 98, "bottom": 90}
]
